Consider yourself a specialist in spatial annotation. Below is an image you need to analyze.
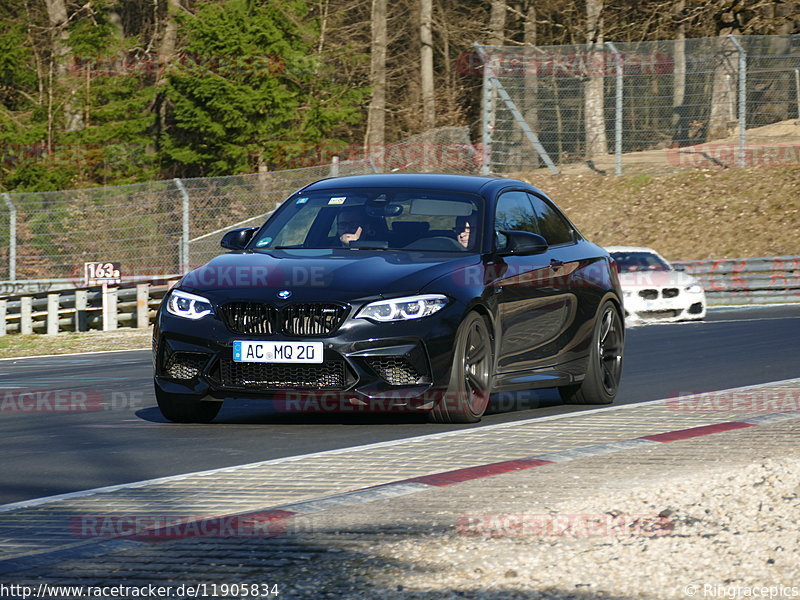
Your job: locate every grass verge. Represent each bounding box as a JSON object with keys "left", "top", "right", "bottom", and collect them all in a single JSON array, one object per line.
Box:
[{"left": 0, "top": 327, "right": 152, "bottom": 359}]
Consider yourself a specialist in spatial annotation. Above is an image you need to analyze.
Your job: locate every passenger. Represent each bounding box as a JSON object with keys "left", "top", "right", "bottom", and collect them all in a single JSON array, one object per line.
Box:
[{"left": 455, "top": 215, "right": 472, "bottom": 249}]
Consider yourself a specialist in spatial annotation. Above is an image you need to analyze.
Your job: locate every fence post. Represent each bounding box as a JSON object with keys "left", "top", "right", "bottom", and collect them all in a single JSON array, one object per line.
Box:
[
  {"left": 795, "top": 70, "right": 800, "bottom": 118},
  {"left": 75, "top": 289, "right": 88, "bottom": 332},
  {"left": 102, "top": 285, "right": 118, "bottom": 331},
  {"left": 2, "top": 193, "right": 15, "bottom": 282},
  {"left": 728, "top": 35, "right": 747, "bottom": 168},
  {"left": 606, "top": 41, "right": 623, "bottom": 177},
  {"left": 0, "top": 299, "right": 5, "bottom": 336},
  {"left": 20, "top": 296, "right": 32, "bottom": 335},
  {"left": 174, "top": 178, "right": 190, "bottom": 274},
  {"left": 479, "top": 44, "right": 494, "bottom": 175},
  {"left": 47, "top": 293, "right": 59, "bottom": 335},
  {"left": 136, "top": 283, "right": 149, "bottom": 328},
  {"left": 330, "top": 155, "right": 340, "bottom": 177},
  {"left": 473, "top": 43, "right": 559, "bottom": 175}
]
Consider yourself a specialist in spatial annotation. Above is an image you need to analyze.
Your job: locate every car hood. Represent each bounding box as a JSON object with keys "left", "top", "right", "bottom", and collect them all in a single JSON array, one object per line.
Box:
[
  {"left": 617, "top": 269, "right": 699, "bottom": 289},
  {"left": 178, "top": 249, "right": 482, "bottom": 302}
]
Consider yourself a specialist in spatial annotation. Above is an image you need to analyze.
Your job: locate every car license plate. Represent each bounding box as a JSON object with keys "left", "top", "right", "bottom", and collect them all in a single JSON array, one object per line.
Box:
[{"left": 233, "top": 341, "right": 324, "bottom": 364}]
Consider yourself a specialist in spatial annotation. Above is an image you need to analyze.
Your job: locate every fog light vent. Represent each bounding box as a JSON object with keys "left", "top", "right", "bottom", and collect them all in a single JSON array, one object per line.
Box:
[
  {"left": 368, "top": 357, "right": 422, "bottom": 386},
  {"left": 165, "top": 352, "right": 209, "bottom": 380}
]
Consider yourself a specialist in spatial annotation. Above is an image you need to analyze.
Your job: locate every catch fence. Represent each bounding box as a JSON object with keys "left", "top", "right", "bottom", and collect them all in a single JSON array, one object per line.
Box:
[
  {"left": 0, "top": 127, "right": 479, "bottom": 284},
  {"left": 476, "top": 34, "right": 800, "bottom": 175}
]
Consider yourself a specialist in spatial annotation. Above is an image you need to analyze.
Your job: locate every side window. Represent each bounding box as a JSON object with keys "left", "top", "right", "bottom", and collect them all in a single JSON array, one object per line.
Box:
[
  {"left": 528, "top": 193, "right": 575, "bottom": 246},
  {"left": 494, "top": 191, "right": 539, "bottom": 249}
]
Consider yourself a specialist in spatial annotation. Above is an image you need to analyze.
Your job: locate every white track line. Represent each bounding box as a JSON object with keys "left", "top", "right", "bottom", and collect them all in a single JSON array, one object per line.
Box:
[
  {"left": 1, "top": 377, "right": 798, "bottom": 514},
  {"left": 0, "top": 347, "right": 150, "bottom": 362}
]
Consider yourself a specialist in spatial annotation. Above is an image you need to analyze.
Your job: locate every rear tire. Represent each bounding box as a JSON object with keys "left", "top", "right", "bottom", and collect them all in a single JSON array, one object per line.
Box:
[
  {"left": 155, "top": 384, "right": 222, "bottom": 423},
  {"left": 430, "top": 312, "right": 493, "bottom": 424},
  {"left": 559, "top": 300, "right": 623, "bottom": 405}
]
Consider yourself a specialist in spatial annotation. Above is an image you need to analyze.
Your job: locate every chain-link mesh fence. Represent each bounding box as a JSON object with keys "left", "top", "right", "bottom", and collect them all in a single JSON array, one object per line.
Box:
[
  {"left": 478, "top": 34, "right": 800, "bottom": 176},
  {"left": 1, "top": 127, "right": 479, "bottom": 283}
]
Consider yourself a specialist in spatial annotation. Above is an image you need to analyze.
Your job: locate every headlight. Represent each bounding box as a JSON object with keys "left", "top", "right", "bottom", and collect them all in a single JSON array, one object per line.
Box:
[
  {"left": 685, "top": 284, "right": 703, "bottom": 294},
  {"left": 166, "top": 290, "right": 214, "bottom": 320},
  {"left": 357, "top": 294, "right": 449, "bottom": 322}
]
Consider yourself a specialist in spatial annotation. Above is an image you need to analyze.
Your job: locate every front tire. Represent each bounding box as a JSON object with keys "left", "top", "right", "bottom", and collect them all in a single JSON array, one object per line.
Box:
[
  {"left": 155, "top": 384, "right": 222, "bottom": 423},
  {"left": 430, "top": 312, "right": 493, "bottom": 424},
  {"left": 559, "top": 300, "right": 624, "bottom": 405}
]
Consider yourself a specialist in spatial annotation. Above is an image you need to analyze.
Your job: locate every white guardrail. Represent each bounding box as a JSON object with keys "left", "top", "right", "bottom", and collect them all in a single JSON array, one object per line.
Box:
[
  {"left": 0, "top": 279, "right": 177, "bottom": 336},
  {"left": 0, "top": 255, "right": 798, "bottom": 336},
  {"left": 672, "top": 255, "right": 800, "bottom": 305}
]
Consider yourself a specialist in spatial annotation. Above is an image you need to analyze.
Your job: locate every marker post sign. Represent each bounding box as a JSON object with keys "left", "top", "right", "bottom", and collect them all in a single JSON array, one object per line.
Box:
[
  {"left": 83, "top": 262, "right": 121, "bottom": 287},
  {"left": 83, "top": 262, "right": 121, "bottom": 330}
]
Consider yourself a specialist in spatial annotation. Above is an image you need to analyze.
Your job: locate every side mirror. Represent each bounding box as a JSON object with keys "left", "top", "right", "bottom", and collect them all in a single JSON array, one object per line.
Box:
[
  {"left": 221, "top": 227, "right": 258, "bottom": 250},
  {"left": 497, "top": 230, "right": 549, "bottom": 256},
  {"left": 673, "top": 264, "right": 687, "bottom": 272}
]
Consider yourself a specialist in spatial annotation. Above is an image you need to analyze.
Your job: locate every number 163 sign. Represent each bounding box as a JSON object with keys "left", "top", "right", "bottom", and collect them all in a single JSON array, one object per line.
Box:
[{"left": 84, "top": 262, "right": 121, "bottom": 286}]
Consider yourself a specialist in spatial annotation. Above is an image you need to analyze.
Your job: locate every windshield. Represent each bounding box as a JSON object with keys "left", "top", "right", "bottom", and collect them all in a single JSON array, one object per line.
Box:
[
  {"left": 250, "top": 188, "right": 484, "bottom": 253},
  {"left": 611, "top": 251, "right": 671, "bottom": 272}
]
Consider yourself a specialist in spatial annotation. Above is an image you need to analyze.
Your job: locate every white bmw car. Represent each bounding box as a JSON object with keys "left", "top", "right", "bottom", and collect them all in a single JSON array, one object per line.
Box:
[{"left": 605, "top": 246, "right": 706, "bottom": 324}]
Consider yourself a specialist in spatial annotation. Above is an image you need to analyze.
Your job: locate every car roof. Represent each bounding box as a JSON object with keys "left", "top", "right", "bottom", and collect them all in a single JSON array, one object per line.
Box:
[
  {"left": 299, "top": 173, "right": 535, "bottom": 195},
  {"left": 604, "top": 246, "right": 660, "bottom": 254}
]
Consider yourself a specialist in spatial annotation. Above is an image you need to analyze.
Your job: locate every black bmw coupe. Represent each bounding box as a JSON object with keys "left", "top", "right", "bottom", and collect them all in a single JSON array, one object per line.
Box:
[{"left": 153, "top": 174, "right": 624, "bottom": 423}]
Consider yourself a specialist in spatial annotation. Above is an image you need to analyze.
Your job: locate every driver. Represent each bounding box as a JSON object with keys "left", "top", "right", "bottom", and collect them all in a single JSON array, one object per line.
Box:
[{"left": 336, "top": 207, "right": 365, "bottom": 246}]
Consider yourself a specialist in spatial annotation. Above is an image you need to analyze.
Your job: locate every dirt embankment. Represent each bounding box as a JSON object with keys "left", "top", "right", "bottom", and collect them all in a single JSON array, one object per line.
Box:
[{"left": 516, "top": 165, "right": 800, "bottom": 261}]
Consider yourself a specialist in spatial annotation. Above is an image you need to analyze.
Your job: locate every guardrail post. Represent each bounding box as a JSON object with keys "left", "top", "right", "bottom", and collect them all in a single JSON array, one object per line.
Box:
[
  {"left": 75, "top": 290, "right": 88, "bottom": 332},
  {"left": 47, "top": 293, "right": 59, "bottom": 335},
  {"left": 102, "top": 285, "right": 118, "bottom": 331},
  {"left": 2, "top": 193, "right": 15, "bottom": 282},
  {"left": 329, "top": 155, "right": 340, "bottom": 177},
  {"left": 0, "top": 299, "right": 6, "bottom": 336},
  {"left": 136, "top": 284, "right": 149, "bottom": 328},
  {"left": 20, "top": 296, "right": 32, "bottom": 335},
  {"left": 174, "top": 178, "right": 190, "bottom": 274}
]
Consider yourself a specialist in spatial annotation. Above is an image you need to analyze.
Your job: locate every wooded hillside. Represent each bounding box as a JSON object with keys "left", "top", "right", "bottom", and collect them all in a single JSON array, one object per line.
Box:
[{"left": 1, "top": 0, "right": 798, "bottom": 192}]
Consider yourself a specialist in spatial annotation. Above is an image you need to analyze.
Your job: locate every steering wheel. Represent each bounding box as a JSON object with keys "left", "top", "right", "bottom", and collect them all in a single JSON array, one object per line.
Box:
[{"left": 403, "top": 236, "right": 465, "bottom": 251}]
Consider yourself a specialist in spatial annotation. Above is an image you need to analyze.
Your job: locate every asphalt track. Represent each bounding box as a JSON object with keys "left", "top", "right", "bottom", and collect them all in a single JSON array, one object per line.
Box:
[{"left": 0, "top": 304, "right": 798, "bottom": 505}]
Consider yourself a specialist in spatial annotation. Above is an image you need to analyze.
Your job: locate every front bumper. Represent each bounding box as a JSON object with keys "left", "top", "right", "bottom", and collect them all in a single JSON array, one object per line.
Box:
[
  {"left": 153, "top": 301, "right": 464, "bottom": 412},
  {"left": 621, "top": 289, "right": 706, "bottom": 323}
]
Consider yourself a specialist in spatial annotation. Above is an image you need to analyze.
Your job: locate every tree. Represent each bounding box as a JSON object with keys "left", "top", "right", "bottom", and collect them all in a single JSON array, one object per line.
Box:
[
  {"left": 366, "top": 0, "right": 387, "bottom": 162},
  {"left": 584, "top": 0, "right": 608, "bottom": 157},
  {"left": 162, "top": 0, "right": 366, "bottom": 176},
  {"left": 672, "top": 0, "right": 687, "bottom": 145},
  {"left": 708, "top": 3, "right": 742, "bottom": 141},
  {"left": 43, "top": 0, "right": 83, "bottom": 132},
  {"left": 488, "top": 0, "right": 505, "bottom": 45},
  {"left": 420, "top": 0, "right": 435, "bottom": 130},
  {"left": 523, "top": 0, "right": 539, "bottom": 168}
]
